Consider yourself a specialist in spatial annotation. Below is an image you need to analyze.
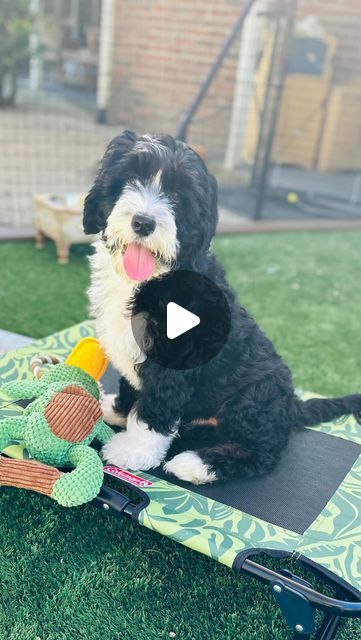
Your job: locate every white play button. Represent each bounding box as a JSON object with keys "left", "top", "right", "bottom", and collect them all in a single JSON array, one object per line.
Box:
[{"left": 166, "top": 302, "right": 200, "bottom": 340}]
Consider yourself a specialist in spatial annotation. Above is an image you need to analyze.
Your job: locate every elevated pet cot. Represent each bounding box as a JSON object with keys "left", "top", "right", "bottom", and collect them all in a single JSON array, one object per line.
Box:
[{"left": 0, "top": 321, "right": 360, "bottom": 640}]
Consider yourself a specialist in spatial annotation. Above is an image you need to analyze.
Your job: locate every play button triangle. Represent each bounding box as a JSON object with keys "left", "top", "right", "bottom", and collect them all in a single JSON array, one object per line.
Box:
[{"left": 166, "top": 302, "right": 200, "bottom": 340}]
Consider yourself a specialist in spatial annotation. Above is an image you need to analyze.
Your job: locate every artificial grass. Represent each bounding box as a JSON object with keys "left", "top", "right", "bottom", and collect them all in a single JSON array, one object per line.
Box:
[
  {"left": 0, "top": 241, "right": 91, "bottom": 339},
  {"left": 0, "top": 232, "right": 360, "bottom": 640}
]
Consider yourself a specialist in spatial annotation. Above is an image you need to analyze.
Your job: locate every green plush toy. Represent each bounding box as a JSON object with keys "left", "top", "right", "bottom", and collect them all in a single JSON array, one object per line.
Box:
[{"left": 0, "top": 338, "right": 114, "bottom": 507}]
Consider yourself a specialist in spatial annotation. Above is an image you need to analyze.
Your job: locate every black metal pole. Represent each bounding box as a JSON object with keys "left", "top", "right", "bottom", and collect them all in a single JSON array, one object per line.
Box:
[
  {"left": 175, "top": 0, "right": 257, "bottom": 142},
  {"left": 315, "top": 614, "right": 341, "bottom": 640},
  {"left": 252, "top": 0, "right": 298, "bottom": 220}
]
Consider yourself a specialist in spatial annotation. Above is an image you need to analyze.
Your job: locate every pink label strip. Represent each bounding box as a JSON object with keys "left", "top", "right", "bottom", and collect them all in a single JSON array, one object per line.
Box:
[{"left": 103, "top": 465, "right": 153, "bottom": 488}]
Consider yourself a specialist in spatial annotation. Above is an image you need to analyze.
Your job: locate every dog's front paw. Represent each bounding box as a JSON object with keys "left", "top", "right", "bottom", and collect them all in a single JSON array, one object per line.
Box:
[
  {"left": 101, "top": 410, "right": 175, "bottom": 470},
  {"left": 101, "top": 431, "right": 160, "bottom": 470},
  {"left": 101, "top": 393, "right": 126, "bottom": 427}
]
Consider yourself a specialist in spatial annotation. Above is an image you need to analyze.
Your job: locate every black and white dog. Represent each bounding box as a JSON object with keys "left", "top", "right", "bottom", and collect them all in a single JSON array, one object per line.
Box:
[{"left": 83, "top": 130, "right": 361, "bottom": 484}]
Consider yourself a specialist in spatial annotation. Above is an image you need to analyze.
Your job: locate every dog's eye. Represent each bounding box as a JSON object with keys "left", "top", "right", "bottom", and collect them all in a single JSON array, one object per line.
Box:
[{"left": 171, "top": 191, "right": 181, "bottom": 204}]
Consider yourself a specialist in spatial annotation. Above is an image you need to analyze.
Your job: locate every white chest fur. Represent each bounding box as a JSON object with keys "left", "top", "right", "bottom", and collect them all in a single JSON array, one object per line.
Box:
[{"left": 88, "top": 242, "right": 144, "bottom": 389}]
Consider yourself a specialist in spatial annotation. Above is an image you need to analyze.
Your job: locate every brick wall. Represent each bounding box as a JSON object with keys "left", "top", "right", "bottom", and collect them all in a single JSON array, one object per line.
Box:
[
  {"left": 108, "top": 0, "right": 241, "bottom": 156},
  {"left": 107, "top": 0, "right": 361, "bottom": 158}
]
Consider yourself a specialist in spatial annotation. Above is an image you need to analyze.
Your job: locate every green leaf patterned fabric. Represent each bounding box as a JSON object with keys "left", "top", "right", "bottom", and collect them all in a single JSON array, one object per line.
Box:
[
  {"left": 0, "top": 321, "right": 360, "bottom": 594},
  {"left": 294, "top": 452, "right": 361, "bottom": 592}
]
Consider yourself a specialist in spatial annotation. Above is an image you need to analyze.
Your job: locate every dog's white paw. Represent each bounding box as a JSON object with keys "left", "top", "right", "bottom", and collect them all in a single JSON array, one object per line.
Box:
[
  {"left": 101, "top": 409, "right": 175, "bottom": 470},
  {"left": 102, "top": 431, "right": 161, "bottom": 470},
  {"left": 101, "top": 393, "right": 126, "bottom": 427},
  {"left": 164, "top": 451, "right": 217, "bottom": 485}
]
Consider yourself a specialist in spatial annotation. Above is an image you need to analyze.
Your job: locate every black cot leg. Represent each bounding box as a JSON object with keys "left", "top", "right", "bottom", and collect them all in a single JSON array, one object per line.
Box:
[
  {"left": 236, "top": 557, "right": 361, "bottom": 640},
  {"left": 315, "top": 613, "right": 341, "bottom": 640},
  {"left": 291, "top": 612, "right": 341, "bottom": 640}
]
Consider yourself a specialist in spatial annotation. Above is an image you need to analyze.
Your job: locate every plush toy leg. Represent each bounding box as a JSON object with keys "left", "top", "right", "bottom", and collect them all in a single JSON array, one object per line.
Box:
[
  {"left": 0, "top": 416, "right": 28, "bottom": 452},
  {"left": 51, "top": 445, "right": 104, "bottom": 507},
  {"left": 94, "top": 419, "right": 115, "bottom": 445},
  {"left": 0, "top": 457, "right": 62, "bottom": 497},
  {"left": 2, "top": 380, "right": 46, "bottom": 401}
]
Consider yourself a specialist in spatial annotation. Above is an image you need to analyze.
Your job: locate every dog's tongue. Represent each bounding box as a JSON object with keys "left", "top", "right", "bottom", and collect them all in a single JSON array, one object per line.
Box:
[{"left": 123, "top": 243, "right": 155, "bottom": 281}]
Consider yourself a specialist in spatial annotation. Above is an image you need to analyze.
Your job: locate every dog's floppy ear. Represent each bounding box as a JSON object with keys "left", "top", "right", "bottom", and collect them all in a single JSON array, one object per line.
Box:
[
  {"left": 179, "top": 171, "right": 219, "bottom": 269},
  {"left": 83, "top": 130, "right": 138, "bottom": 234}
]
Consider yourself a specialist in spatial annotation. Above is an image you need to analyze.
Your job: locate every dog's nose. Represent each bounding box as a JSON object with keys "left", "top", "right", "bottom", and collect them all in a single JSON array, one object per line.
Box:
[{"left": 131, "top": 213, "right": 156, "bottom": 237}]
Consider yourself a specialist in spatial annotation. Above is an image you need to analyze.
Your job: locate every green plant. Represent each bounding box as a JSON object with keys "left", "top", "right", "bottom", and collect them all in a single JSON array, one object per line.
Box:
[{"left": 0, "top": 0, "right": 33, "bottom": 106}]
